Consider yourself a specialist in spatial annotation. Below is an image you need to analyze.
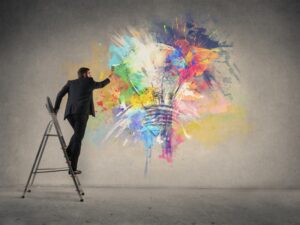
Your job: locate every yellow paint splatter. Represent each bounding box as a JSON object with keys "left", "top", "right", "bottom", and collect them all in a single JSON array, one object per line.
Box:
[{"left": 130, "top": 88, "right": 156, "bottom": 108}]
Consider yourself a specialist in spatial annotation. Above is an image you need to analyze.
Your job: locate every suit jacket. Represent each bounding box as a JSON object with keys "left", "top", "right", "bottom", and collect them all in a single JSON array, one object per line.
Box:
[{"left": 54, "top": 77, "right": 110, "bottom": 120}]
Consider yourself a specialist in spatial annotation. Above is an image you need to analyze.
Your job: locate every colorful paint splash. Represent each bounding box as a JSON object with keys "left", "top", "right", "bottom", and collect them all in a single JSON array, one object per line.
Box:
[{"left": 82, "top": 17, "right": 249, "bottom": 174}]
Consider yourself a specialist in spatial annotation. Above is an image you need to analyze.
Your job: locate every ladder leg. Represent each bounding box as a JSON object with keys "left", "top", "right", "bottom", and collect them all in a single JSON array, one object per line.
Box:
[
  {"left": 28, "top": 123, "right": 53, "bottom": 188},
  {"left": 74, "top": 172, "right": 84, "bottom": 195},
  {"left": 68, "top": 168, "right": 84, "bottom": 201},
  {"left": 22, "top": 121, "right": 52, "bottom": 198},
  {"left": 63, "top": 146, "right": 85, "bottom": 198},
  {"left": 58, "top": 128, "right": 85, "bottom": 198}
]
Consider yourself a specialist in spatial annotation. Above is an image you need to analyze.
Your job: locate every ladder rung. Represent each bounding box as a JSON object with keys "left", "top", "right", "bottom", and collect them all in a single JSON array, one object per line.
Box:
[
  {"left": 35, "top": 167, "right": 69, "bottom": 173},
  {"left": 46, "top": 134, "right": 59, "bottom": 137},
  {"left": 38, "top": 167, "right": 69, "bottom": 170}
]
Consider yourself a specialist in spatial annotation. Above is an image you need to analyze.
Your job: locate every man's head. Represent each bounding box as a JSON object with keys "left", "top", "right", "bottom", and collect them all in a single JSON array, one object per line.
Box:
[{"left": 77, "top": 67, "right": 90, "bottom": 78}]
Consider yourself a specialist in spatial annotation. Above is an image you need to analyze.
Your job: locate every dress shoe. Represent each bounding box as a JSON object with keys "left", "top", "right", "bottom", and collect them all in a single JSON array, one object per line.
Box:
[{"left": 69, "top": 170, "right": 82, "bottom": 175}]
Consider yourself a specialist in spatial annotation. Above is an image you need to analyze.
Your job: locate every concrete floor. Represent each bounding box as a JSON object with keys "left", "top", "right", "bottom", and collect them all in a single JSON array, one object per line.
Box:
[{"left": 0, "top": 187, "right": 299, "bottom": 225}]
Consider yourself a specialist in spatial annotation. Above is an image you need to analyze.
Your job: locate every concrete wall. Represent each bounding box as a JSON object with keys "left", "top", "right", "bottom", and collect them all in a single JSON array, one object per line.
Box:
[{"left": 0, "top": 0, "right": 299, "bottom": 188}]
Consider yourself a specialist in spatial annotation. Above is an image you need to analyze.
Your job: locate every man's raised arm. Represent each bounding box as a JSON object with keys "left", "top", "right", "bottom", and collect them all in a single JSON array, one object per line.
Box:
[
  {"left": 92, "top": 78, "right": 111, "bottom": 89},
  {"left": 91, "top": 67, "right": 114, "bottom": 89}
]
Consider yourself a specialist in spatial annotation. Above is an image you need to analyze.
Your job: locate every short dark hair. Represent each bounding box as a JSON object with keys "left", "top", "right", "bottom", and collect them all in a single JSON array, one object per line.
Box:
[{"left": 77, "top": 67, "right": 90, "bottom": 78}]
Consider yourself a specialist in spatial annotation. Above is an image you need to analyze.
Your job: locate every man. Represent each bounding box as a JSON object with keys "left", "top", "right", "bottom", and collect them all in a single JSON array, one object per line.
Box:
[{"left": 54, "top": 67, "right": 114, "bottom": 174}]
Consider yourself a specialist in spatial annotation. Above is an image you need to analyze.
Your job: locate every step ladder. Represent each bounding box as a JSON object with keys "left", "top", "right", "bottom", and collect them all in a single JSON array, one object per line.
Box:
[{"left": 21, "top": 97, "right": 84, "bottom": 202}]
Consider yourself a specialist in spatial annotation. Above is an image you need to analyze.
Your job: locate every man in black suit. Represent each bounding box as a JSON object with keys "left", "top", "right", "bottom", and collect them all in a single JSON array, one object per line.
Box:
[{"left": 54, "top": 67, "right": 114, "bottom": 174}]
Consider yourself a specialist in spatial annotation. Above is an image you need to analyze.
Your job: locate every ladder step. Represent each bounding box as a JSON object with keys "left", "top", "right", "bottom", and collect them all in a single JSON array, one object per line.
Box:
[
  {"left": 46, "top": 134, "right": 59, "bottom": 137},
  {"left": 35, "top": 167, "right": 69, "bottom": 173}
]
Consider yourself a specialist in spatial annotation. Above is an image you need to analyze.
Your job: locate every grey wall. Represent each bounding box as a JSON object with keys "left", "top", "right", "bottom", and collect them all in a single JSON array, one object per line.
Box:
[{"left": 0, "top": 0, "right": 299, "bottom": 188}]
